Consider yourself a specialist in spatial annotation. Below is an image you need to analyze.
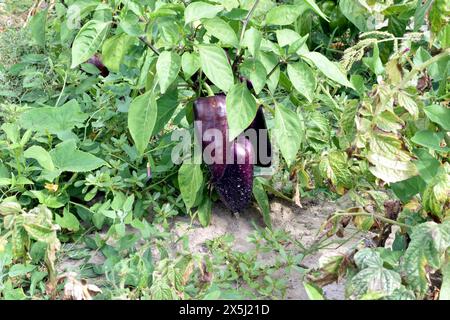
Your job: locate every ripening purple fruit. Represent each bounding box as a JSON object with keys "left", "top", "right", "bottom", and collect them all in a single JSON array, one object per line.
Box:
[
  {"left": 87, "top": 54, "right": 109, "bottom": 77},
  {"left": 213, "top": 138, "right": 254, "bottom": 213}
]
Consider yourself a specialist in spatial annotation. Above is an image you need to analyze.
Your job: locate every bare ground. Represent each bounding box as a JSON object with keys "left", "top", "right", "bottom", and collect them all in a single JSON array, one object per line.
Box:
[{"left": 58, "top": 197, "right": 362, "bottom": 300}]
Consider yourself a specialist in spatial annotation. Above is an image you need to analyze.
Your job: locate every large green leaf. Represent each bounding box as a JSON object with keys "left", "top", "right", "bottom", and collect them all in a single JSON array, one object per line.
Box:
[
  {"left": 19, "top": 100, "right": 88, "bottom": 140},
  {"left": 424, "top": 104, "right": 450, "bottom": 131},
  {"left": 319, "top": 151, "right": 353, "bottom": 190},
  {"left": 71, "top": 19, "right": 111, "bottom": 68},
  {"left": 156, "top": 51, "right": 181, "bottom": 94},
  {"left": 422, "top": 163, "right": 450, "bottom": 219},
  {"left": 301, "top": 52, "right": 354, "bottom": 89},
  {"left": 258, "top": 51, "right": 280, "bottom": 93},
  {"left": 49, "top": 140, "right": 107, "bottom": 172},
  {"left": 348, "top": 250, "right": 402, "bottom": 299},
  {"left": 287, "top": 61, "right": 316, "bottom": 102},
  {"left": 402, "top": 221, "right": 450, "bottom": 297},
  {"left": 181, "top": 52, "right": 200, "bottom": 79},
  {"left": 367, "top": 133, "right": 418, "bottom": 183},
  {"left": 243, "top": 27, "right": 262, "bottom": 57},
  {"left": 24, "top": 146, "right": 55, "bottom": 171},
  {"left": 203, "top": 17, "right": 238, "bottom": 47},
  {"left": 339, "top": 0, "right": 371, "bottom": 31},
  {"left": 28, "top": 9, "right": 47, "bottom": 47},
  {"left": 411, "top": 130, "right": 450, "bottom": 153},
  {"left": 362, "top": 43, "right": 384, "bottom": 76},
  {"left": 440, "top": 262, "right": 450, "bottom": 300},
  {"left": 102, "top": 33, "right": 134, "bottom": 72},
  {"left": 152, "top": 88, "right": 179, "bottom": 135},
  {"left": 303, "top": 0, "right": 329, "bottom": 21},
  {"left": 178, "top": 162, "right": 203, "bottom": 211},
  {"left": 55, "top": 207, "right": 80, "bottom": 232},
  {"left": 226, "top": 83, "right": 257, "bottom": 141},
  {"left": 198, "top": 44, "right": 234, "bottom": 92},
  {"left": 273, "top": 103, "right": 303, "bottom": 166},
  {"left": 266, "top": 5, "right": 306, "bottom": 26},
  {"left": 185, "top": 2, "right": 223, "bottom": 24},
  {"left": 239, "top": 59, "right": 267, "bottom": 94},
  {"left": 128, "top": 90, "right": 158, "bottom": 155}
]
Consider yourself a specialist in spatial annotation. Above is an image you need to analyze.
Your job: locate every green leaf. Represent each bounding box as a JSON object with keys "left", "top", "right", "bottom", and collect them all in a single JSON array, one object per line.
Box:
[
  {"left": 239, "top": 59, "right": 267, "bottom": 94},
  {"left": 362, "top": 43, "right": 384, "bottom": 76},
  {"left": 198, "top": 44, "right": 234, "bottom": 92},
  {"left": 422, "top": 163, "right": 450, "bottom": 219},
  {"left": 424, "top": 104, "right": 450, "bottom": 131},
  {"left": 153, "top": 88, "right": 179, "bottom": 134},
  {"left": 429, "top": 0, "right": 449, "bottom": 37},
  {"left": 354, "top": 249, "right": 383, "bottom": 269},
  {"left": 128, "top": 89, "right": 158, "bottom": 155},
  {"left": 178, "top": 162, "right": 203, "bottom": 212},
  {"left": 397, "top": 91, "right": 418, "bottom": 119},
  {"left": 303, "top": 0, "right": 329, "bottom": 21},
  {"left": 24, "top": 146, "right": 55, "bottom": 171},
  {"left": 301, "top": 51, "right": 353, "bottom": 89},
  {"left": 367, "top": 133, "right": 418, "bottom": 183},
  {"left": 411, "top": 130, "right": 450, "bottom": 153},
  {"left": 276, "top": 29, "right": 301, "bottom": 47},
  {"left": 319, "top": 151, "right": 353, "bottom": 190},
  {"left": 349, "top": 250, "right": 402, "bottom": 299},
  {"left": 243, "top": 27, "right": 262, "bottom": 57},
  {"left": 266, "top": 5, "right": 306, "bottom": 26},
  {"left": 181, "top": 52, "right": 200, "bottom": 79},
  {"left": 273, "top": 103, "right": 303, "bottom": 166},
  {"left": 390, "top": 176, "right": 426, "bottom": 203},
  {"left": 2, "top": 281, "right": 27, "bottom": 300},
  {"left": 402, "top": 221, "right": 450, "bottom": 296},
  {"left": 71, "top": 19, "right": 111, "bottom": 68},
  {"left": 55, "top": 207, "right": 80, "bottom": 232},
  {"left": 287, "top": 61, "right": 316, "bottom": 102},
  {"left": 203, "top": 17, "right": 238, "bottom": 47},
  {"left": 119, "top": 11, "right": 143, "bottom": 36},
  {"left": 303, "top": 282, "right": 325, "bottom": 300},
  {"left": 8, "top": 264, "right": 36, "bottom": 278},
  {"left": 253, "top": 178, "right": 272, "bottom": 229},
  {"left": 50, "top": 140, "right": 107, "bottom": 172},
  {"left": 19, "top": 100, "right": 88, "bottom": 140},
  {"left": 226, "top": 83, "right": 257, "bottom": 141},
  {"left": 185, "top": 2, "right": 223, "bottom": 24},
  {"left": 258, "top": 51, "right": 279, "bottom": 93},
  {"left": 28, "top": 9, "right": 47, "bottom": 47},
  {"left": 414, "top": 148, "right": 441, "bottom": 183},
  {"left": 414, "top": 0, "right": 433, "bottom": 31},
  {"left": 197, "top": 197, "right": 212, "bottom": 227},
  {"left": 339, "top": 0, "right": 371, "bottom": 32},
  {"left": 102, "top": 33, "right": 134, "bottom": 72},
  {"left": 156, "top": 51, "right": 181, "bottom": 94},
  {"left": 440, "top": 262, "right": 450, "bottom": 300}
]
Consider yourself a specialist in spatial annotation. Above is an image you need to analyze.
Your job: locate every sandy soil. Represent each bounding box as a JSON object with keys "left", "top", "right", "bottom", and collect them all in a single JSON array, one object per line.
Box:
[{"left": 58, "top": 196, "right": 362, "bottom": 300}]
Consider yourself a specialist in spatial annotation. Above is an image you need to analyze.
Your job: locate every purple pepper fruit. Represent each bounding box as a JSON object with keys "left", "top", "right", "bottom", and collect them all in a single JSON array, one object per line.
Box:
[
  {"left": 193, "top": 95, "right": 271, "bottom": 212},
  {"left": 87, "top": 54, "right": 109, "bottom": 77}
]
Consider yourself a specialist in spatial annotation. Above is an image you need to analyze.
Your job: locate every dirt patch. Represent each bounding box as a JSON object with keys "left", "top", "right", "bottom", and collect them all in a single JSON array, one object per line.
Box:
[{"left": 58, "top": 197, "right": 362, "bottom": 300}]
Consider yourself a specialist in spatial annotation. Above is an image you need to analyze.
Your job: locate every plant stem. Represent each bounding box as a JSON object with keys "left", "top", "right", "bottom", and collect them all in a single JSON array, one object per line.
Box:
[
  {"left": 397, "top": 48, "right": 450, "bottom": 90},
  {"left": 203, "top": 81, "right": 214, "bottom": 96},
  {"left": 138, "top": 36, "right": 160, "bottom": 56},
  {"left": 236, "top": 0, "right": 260, "bottom": 58},
  {"left": 266, "top": 60, "right": 282, "bottom": 79},
  {"left": 330, "top": 211, "right": 411, "bottom": 229}
]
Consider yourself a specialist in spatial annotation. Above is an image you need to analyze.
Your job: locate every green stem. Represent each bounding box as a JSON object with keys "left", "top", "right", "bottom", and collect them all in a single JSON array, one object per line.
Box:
[
  {"left": 330, "top": 211, "right": 410, "bottom": 229},
  {"left": 236, "top": 0, "right": 260, "bottom": 57},
  {"left": 397, "top": 48, "right": 450, "bottom": 90},
  {"left": 203, "top": 81, "right": 214, "bottom": 97}
]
